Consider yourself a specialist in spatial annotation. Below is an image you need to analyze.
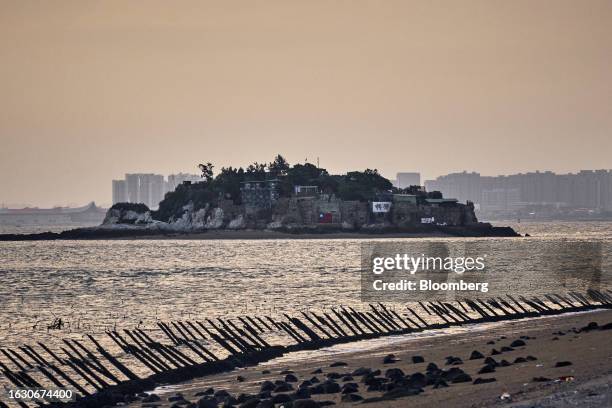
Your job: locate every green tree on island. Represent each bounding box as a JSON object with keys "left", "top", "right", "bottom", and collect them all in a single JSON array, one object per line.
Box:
[
  {"left": 198, "top": 162, "right": 214, "bottom": 182},
  {"left": 154, "top": 154, "right": 400, "bottom": 222}
]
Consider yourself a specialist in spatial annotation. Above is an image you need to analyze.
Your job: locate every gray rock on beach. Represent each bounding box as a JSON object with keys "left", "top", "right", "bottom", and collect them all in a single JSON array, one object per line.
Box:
[
  {"left": 445, "top": 356, "right": 463, "bottom": 365},
  {"left": 514, "top": 357, "right": 528, "bottom": 364},
  {"left": 383, "top": 354, "right": 398, "bottom": 364},
  {"left": 469, "top": 350, "right": 485, "bottom": 360},
  {"left": 326, "top": 372, "right": 342, "bottom": 380},
  {"left": 473, "top": 377, "right": 497, "bottom": 384},
  {"left": 433, "top": 379, "right": 448, "bottom": 388},
  {"left": 292, "top": 399, "right": 321, "bottom": 408},
  {"left": 442, "top": 367, "right": 469, "bottom": 382},
  {"left": 214, "top": 390, "right": 230, "bottom": 399},
  {"left": 260, "top": 381, "right": 275, "bottom": 392},
  {"left": 407, "top": 372, "right": 427, "bottom": 388},
  {"left": 478, "top": 365, "right": 496, "bottom": 374},
  {"left": 168, "top": 393, "right": 184, "bottom": 402},
  {"left": 484, "top": 357, "right": 499, "bottom": 367},
  {"left": 196, "top": 397, "right": 217, "bottom": 408},
  {"left": 274, "top": 382, "right": 293, "bottom": 392},
  {"left": 451, "top": 373, "right": 473, "bottom": 383},
  {"left": 341, "top": 393, "right": 364, "bottom": 402},
  {"left": 381, "top": 386, "right": 423, "bottom": 399},
  {"left": 322, "top": 380, "right": 340, "bottom": 393},
  {"left": 292, "top": 388, "right": 311, "bottom": 399},
  {"left": 510, "top": 339, "right": 526, "bottom": 347},
  {"left": 238, "top": 398, "right": 260, "bottom": 408},
  {"left": 142, "top": 394, "right": 161, "bottom": 403},
  {"left": 384, "top": 368, "right": 405, "bottom": 381},
  {"left": 412, "top": 355, "right": 425, "bottom": 363},
  {"left": 271, "top": 394, "right": 292, "bottom": 404},
  {"left": 285, "top": 374, "right": 298, "bottom": 383},
  {"left": 255, "top": 399, "right": 274, "bottom": 408},
  {"left": 351, "top": 367, "right": 371, "bottom": 376},
  {"left": 341, "top": 382, "right": 359, "bottom": 394}
]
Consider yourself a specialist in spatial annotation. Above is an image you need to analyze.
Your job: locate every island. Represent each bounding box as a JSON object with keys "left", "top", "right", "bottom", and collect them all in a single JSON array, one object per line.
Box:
[{"left": 0, "top": 156, "right": 519, "bottom": 240}]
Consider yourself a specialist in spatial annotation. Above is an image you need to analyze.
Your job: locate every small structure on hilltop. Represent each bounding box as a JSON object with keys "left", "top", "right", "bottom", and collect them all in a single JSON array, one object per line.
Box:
[
  {"left": 240, "top": 179, "right": 280, "bottom": 213},
  {"left": 294, "top": 185, "right": 319, "bottom": 197}
]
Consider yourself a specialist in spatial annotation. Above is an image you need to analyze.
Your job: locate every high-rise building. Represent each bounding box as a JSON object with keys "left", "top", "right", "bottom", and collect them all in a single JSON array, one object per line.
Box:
[
  {"left": 425, "top": 169, "right": 612, "bottom": 212},
  {"left": 112, "top": 173, "right": 201, "bottom": 209},
  {"left": 112, "top": 180, "right": 127, "bottom": 204},
  {"left": 167, "top": 173, "right": 201, "bottom": 191},
  {"left": 396, "top": 172, "right": 421, "bottom": 189},
  {"left": 125, "top": 174, "right": 141, "bottom": 204},
  {"left": 425, "top": 172, "right": 481, "bottom": 204},
  {"left": 138, "top": 174, "right": 165, "bottom": 210}
]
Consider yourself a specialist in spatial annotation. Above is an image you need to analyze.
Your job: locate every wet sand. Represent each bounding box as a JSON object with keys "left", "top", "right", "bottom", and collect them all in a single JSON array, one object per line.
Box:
[{"left": 131, "top": 309, "right": 612, "bottom": 407}]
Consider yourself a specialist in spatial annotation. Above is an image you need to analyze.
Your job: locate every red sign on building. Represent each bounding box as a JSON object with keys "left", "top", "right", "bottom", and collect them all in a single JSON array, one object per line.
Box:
[{"left": 318, "top": 212, "right": 333, "bottom": 223}]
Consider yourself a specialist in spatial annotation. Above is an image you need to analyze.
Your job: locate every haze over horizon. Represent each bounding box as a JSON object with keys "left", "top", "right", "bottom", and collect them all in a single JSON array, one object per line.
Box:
[{"left": 1, "top": 1, "right": 611, "bottom": 207}]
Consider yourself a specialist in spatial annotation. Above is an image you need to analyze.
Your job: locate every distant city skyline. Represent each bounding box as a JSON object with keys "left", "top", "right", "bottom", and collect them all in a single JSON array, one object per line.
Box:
[
  {"left": 112, "top": 172, "right": 201, "bottom": 210},
  {"left": 2, "top": 1, "right": 611, "bottom": 207},
  {"left": 425, "top": 169, "right": 612, "bottom": 214},
  {"left": 2, "top": 166, "right": 612, "bottom": 210}
]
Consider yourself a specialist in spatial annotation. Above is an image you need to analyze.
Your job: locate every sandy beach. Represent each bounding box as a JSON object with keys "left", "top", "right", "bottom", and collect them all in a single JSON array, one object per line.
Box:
[{"left": 128, "top": 310, "right": 612, "bottom": 408}]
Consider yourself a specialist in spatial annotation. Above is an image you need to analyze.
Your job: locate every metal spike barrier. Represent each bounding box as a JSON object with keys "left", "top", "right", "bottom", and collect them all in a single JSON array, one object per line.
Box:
[{"left": 0, "top": 289, "right": 610, "bottom": 407}]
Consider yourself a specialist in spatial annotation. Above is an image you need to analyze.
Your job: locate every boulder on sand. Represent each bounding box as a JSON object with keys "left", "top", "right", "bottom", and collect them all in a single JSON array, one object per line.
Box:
[
  {"left": 469, "top": 350, "right": 485, "bottom": 360},
  {"left": 292, "top": 399, "right": 320, "bottom": 408},
  {"left": 473, "top": 377, "right": 496, "bottom": 384},
  {"left": 383, "top": 354, "right": 398, "bottom": 364},
  {"left": 510, "top": 339, "right": 526, "bottom": 347},
  {"left": 478, "top": 364, "right": 496, "bottom": 374},
  {"left": 412, "top": 355, "right": 425, "bottom": 363}
]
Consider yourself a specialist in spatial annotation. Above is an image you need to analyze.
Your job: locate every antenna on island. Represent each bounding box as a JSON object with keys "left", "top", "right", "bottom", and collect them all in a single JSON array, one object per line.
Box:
[{"left": 317, "top": 157, "right": 320, "bottom": 168}]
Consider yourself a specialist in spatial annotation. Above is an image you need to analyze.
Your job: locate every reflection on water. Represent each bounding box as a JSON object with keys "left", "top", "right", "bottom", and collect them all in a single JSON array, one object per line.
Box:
[
  {"left": 361, "top": 238, "right": 609, "bottom": 302},
  {"left": 0, "top": 222, "right": 610, "bottom": 349}
]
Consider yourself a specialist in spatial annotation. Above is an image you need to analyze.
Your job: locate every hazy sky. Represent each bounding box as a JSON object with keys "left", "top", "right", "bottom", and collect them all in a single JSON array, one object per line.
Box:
[{"left": 1, "top": 0, "right": 611, "bottom": 207}]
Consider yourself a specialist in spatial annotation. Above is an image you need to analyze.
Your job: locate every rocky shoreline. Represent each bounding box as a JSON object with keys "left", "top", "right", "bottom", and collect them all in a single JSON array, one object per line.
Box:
[{"left": 0, "top": 223, "right": 520, "bottom": 241}]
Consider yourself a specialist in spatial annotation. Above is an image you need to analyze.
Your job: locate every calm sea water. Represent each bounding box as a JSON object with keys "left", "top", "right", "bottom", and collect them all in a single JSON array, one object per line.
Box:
[
  {"left": 0, "top": 221, "right": 610, "bottom": 350},
  {"left": 0, "top": 222, "right": 101, "bottom": 235}
]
